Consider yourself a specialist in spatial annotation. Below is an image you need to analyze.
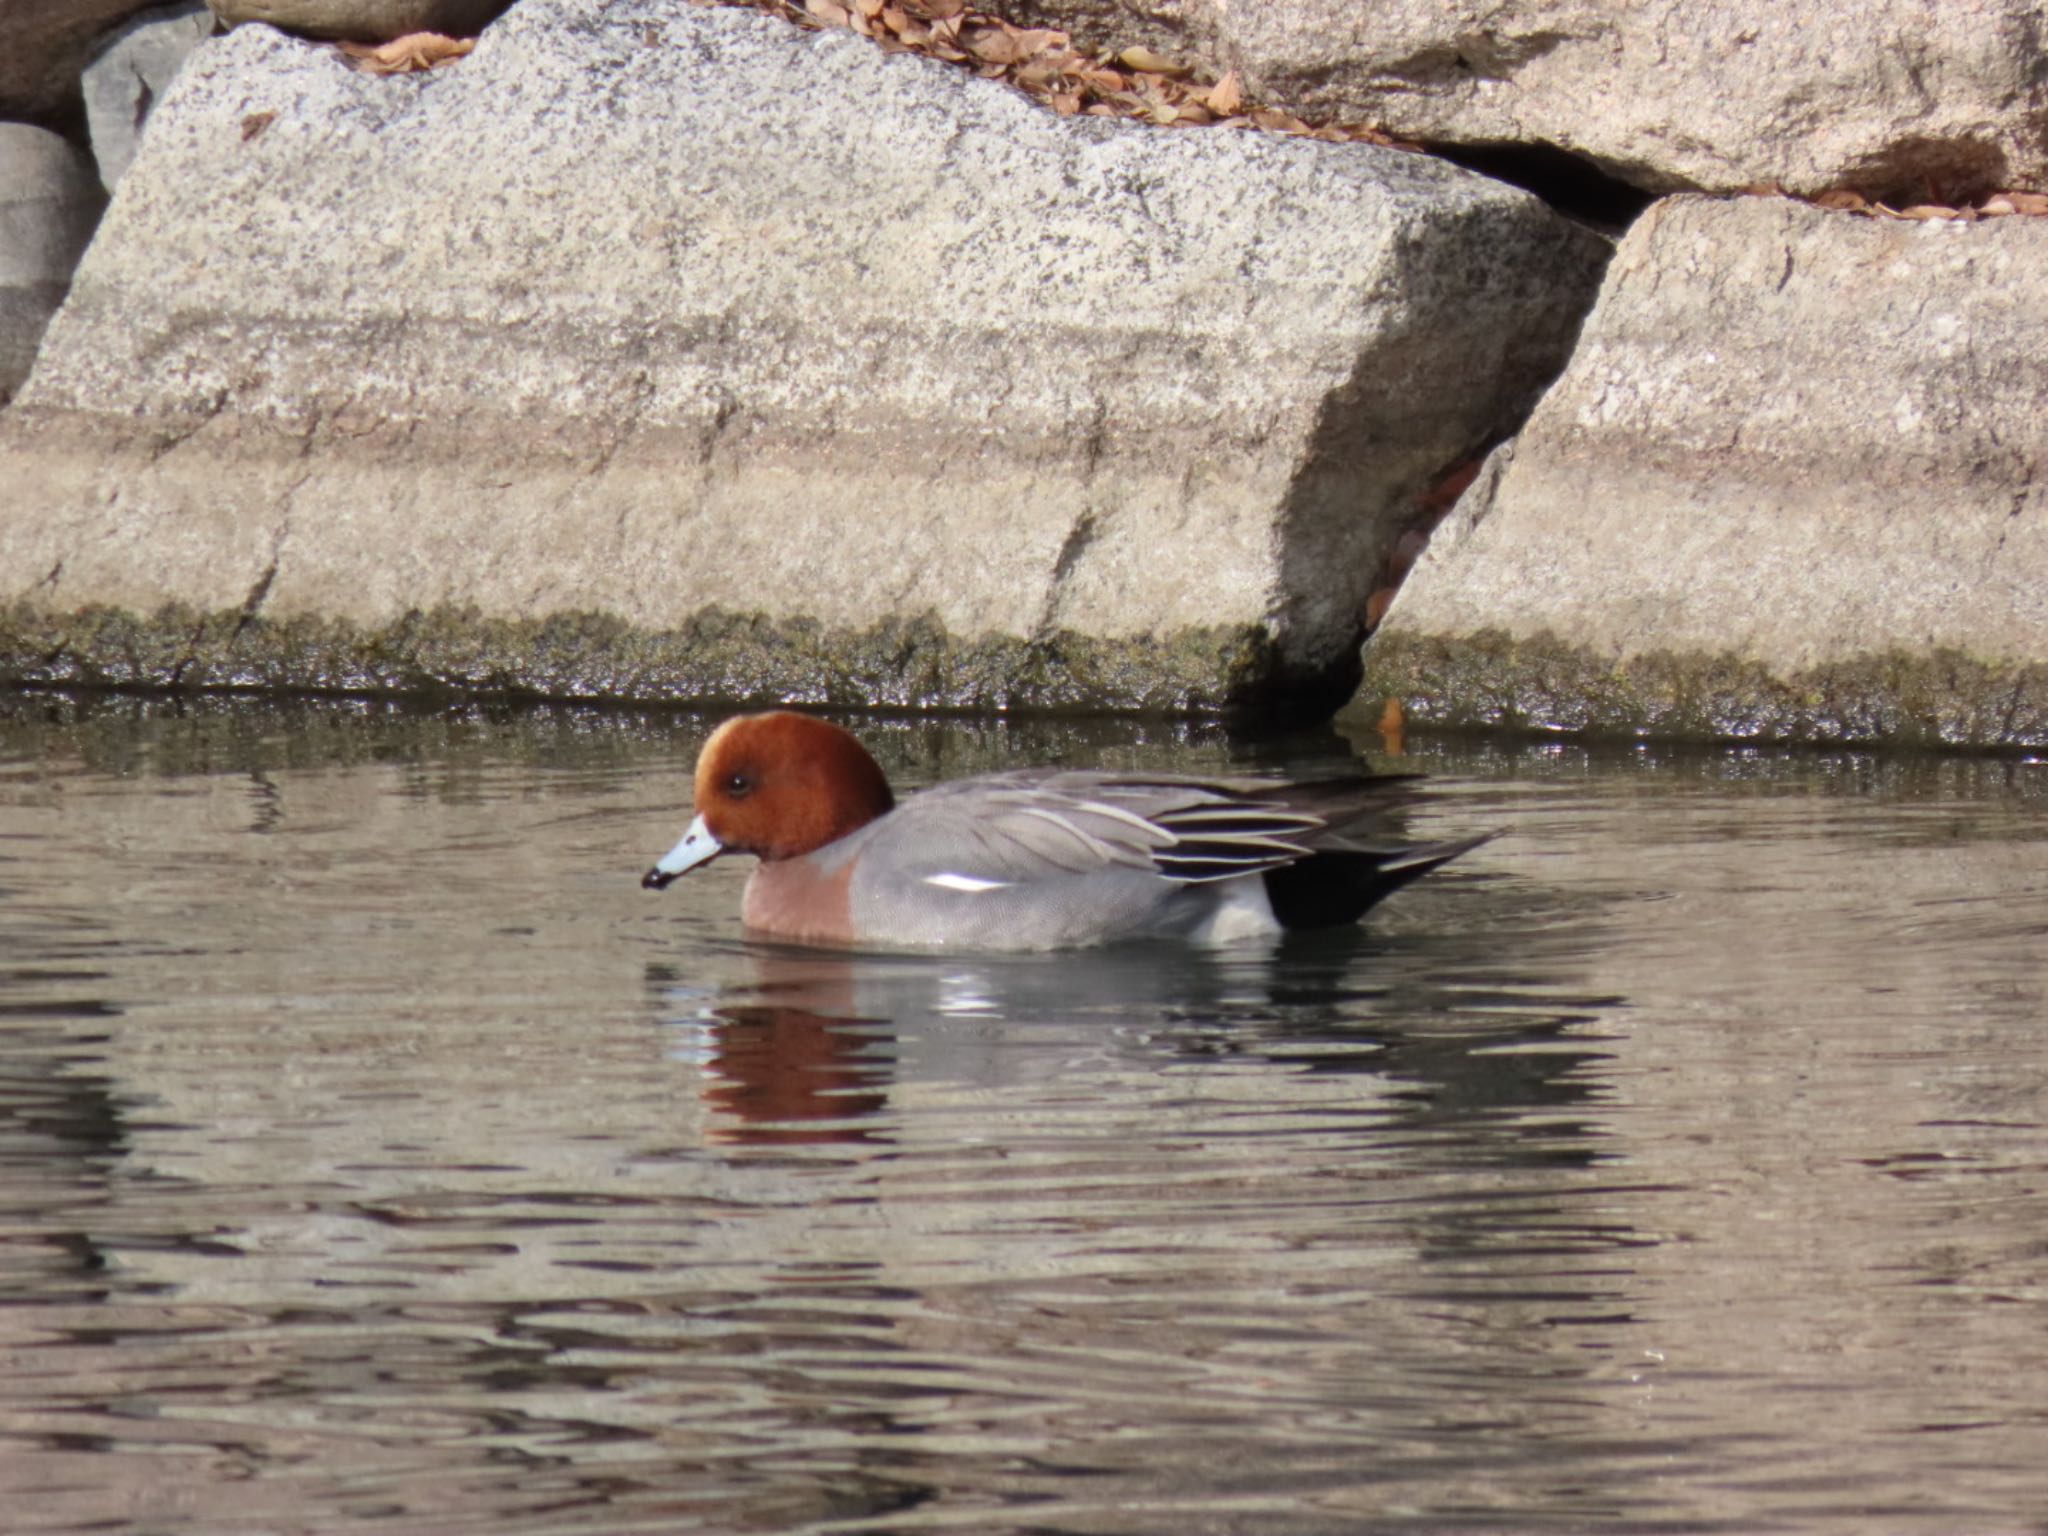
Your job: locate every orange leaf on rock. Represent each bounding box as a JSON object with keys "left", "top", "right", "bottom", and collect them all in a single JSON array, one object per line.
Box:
[
  {"left": 966, "top": 25, "right": 1053, "bottom": 65},
  {"left": 1250, "top": 106, "right": 1309, "bottom": 134},
  {"left": 804, "top": 0, "right": 850, "bottom": 24},
  {"left": 2005, "top": 190, "right": 2048, "bottom": 215},
  {"left": 337, "top": 31, "right": 474, "bottom": 73},
  {"left": 1812, "top": 188, "right": 1871, "bottom": 212},
  {"left": 1205, "top": 69, "right": 1242, "bottom": 115},
  {"left": 1118, "top": 44, "right": 1187, "bottom": 75},
  {"left": 880, "top": 8, "right": 926, "bottom": 41},
  {"left": 1015, "top": 56, "right": 1067, "bottom": 88}
]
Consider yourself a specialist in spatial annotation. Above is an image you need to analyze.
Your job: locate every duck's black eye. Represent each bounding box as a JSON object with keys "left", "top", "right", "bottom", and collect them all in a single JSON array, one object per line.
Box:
[{"left": 724, "top": 772, "right": 754, "bottom": 799}]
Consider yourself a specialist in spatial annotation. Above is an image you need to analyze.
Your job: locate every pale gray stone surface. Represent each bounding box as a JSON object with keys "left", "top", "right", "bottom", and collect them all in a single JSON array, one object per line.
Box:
[
  {"left": 1003, "top": 0, "right": 2048, "bottom": 200},
  {"left": 0, "top": 0, "right": 1608, "bottom": 711},
  {"left": 0, "top": 125, "right": 104, "bottom": 403},
  {"left": 83, "top": 2, "right": 216, "bottom": 191},
  {"left": 1357, "top": 195, "right": 2048, "bottom": 746},
  {"left": 0, "top": 0, "right": 156, "bottom": 119},
  {"left": 207, "top": 0, "right": 512, "bottom": 42}
]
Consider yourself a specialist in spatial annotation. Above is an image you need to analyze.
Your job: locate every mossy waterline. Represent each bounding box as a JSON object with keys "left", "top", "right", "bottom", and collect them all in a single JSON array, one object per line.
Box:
[
  {"left": 1354, "top": 629, "right": 2048, "bottom": 750},
  {"left": 0, "top": 602, "right": 1362, "bottom": 721}
]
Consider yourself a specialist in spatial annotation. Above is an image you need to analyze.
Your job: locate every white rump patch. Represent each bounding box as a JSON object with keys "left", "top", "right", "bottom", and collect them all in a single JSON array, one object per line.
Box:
[
  {"left": 923, "top": 872, "right": 1013, "bottom": 894},
  {"left": 1187, "top": 879, "right": 1282, "bottom": 944}
]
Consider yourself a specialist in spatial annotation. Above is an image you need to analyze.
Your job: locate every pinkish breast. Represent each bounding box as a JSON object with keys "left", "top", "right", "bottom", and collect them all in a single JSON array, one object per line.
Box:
[{"left": 741, "top": 857, "right": 856, "bottom": 946}]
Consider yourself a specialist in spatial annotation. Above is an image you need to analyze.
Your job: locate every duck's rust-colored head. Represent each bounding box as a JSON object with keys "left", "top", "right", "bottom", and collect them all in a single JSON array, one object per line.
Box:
[{"left": 641, "top": 712, "right": 896, "bottom": 888}]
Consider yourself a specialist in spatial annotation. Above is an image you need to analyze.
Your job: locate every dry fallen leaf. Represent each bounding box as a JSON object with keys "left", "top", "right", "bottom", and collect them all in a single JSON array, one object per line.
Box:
[
  {"left": 880, "top": 8, "right": 927, "bottom": 42},
  {"left": 337, "top": 31, "right": 474, "bottom": 74},
  {"left": 1206, "top": 69, "right": 1242, "bottom": 116},
  {"left": 1250, "top": 106, "right": 1307, "bottom": 134},
  {"left": 966, "top": 24, "right": 1052, "bottom": 65},
  {"left": 239, "top": 110, "right": 277, "bottom": 141},
  {"left": 1118, "top": 45, "right": 1188, "bottom": 76}
]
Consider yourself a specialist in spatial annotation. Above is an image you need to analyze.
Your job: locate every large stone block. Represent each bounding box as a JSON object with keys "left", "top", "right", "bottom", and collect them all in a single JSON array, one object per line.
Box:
[
  {"left": 0, "top": 0, "right": 1606, "bottom": 714},
  {"left": 1002, "top": 0, "right": 2048, "bottom": 201},
  {"left": 0, "top": 125, "right": 104, "bottom": 403},
  {"left": 1356, "top": 195, "right": 2048, "bottom": 748}
]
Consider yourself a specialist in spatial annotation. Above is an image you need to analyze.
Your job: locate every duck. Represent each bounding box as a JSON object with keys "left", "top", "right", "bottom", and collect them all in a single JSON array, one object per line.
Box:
[{"left": 641, "top": 711, "right": 1486, "bottom": 951}]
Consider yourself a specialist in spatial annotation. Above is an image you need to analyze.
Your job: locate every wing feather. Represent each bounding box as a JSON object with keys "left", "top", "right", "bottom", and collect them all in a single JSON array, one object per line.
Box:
[{"left": 876, "top": 769, "right": 1431, "bottom": 889}]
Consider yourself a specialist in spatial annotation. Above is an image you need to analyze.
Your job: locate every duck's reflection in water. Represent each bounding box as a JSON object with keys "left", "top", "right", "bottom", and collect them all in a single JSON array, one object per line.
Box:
[
  {"left": 679, "top": 954, "right": 896, "bottom": 1146},
  {"left": 647, "top": 896, "right": 1618, "bottom": 1157}
]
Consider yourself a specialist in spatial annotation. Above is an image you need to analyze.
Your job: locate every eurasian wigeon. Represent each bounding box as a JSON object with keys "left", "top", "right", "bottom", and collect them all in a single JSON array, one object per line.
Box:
[{"left": 641, "top": 711, "right": 1486, "bottom": 951}]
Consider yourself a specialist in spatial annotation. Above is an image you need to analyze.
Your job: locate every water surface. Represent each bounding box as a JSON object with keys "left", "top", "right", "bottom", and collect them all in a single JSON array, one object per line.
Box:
[{"left": 1, "top": 694, "right": 2045, "bottom": 1534}]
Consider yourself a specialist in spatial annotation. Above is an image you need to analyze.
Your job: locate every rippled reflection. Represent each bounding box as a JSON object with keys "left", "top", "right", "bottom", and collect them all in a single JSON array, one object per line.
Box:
[{"left": 0, "top": 693, "right": 2044, "bottom": 1534}]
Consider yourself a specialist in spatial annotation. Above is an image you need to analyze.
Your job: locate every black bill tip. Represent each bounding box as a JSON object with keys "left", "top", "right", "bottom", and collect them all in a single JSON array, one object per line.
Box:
[{"left": 641, "top": 867, "right": 676, "bottom": 891}]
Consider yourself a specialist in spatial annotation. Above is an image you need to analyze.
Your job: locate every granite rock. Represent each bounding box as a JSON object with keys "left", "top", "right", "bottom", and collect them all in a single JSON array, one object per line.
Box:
[
  {"left": 1356, "top": 195, "right": 2048, "bottom": 748},
  {"left": 0, "top": 1, "right": 1608, "bottom": 713}
]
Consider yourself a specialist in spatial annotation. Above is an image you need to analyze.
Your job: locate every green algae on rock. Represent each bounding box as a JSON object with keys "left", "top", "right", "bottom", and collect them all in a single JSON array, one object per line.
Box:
[
  {"left": 0, "top": 601, "right": 1352, "bottom": 718},
  {"left": 1353, "top": 629, "right": 2048, "bottom": 750}
]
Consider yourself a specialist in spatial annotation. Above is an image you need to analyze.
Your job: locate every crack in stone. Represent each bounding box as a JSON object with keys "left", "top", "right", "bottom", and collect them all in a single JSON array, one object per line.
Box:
[
  {"left": 1049, "top": 506, "right": 1101, "bottom": 588},
  {"left": 233, "top": 557, "right": 280, "bottom": 644},
  {"left": 143, "top": 389, "right": 231, "bottom": 464}
]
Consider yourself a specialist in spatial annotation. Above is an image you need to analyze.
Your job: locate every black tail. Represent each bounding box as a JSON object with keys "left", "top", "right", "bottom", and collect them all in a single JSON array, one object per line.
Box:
[{"left": 1260, "top": 833, "right": 1491, "bottom": 930}]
